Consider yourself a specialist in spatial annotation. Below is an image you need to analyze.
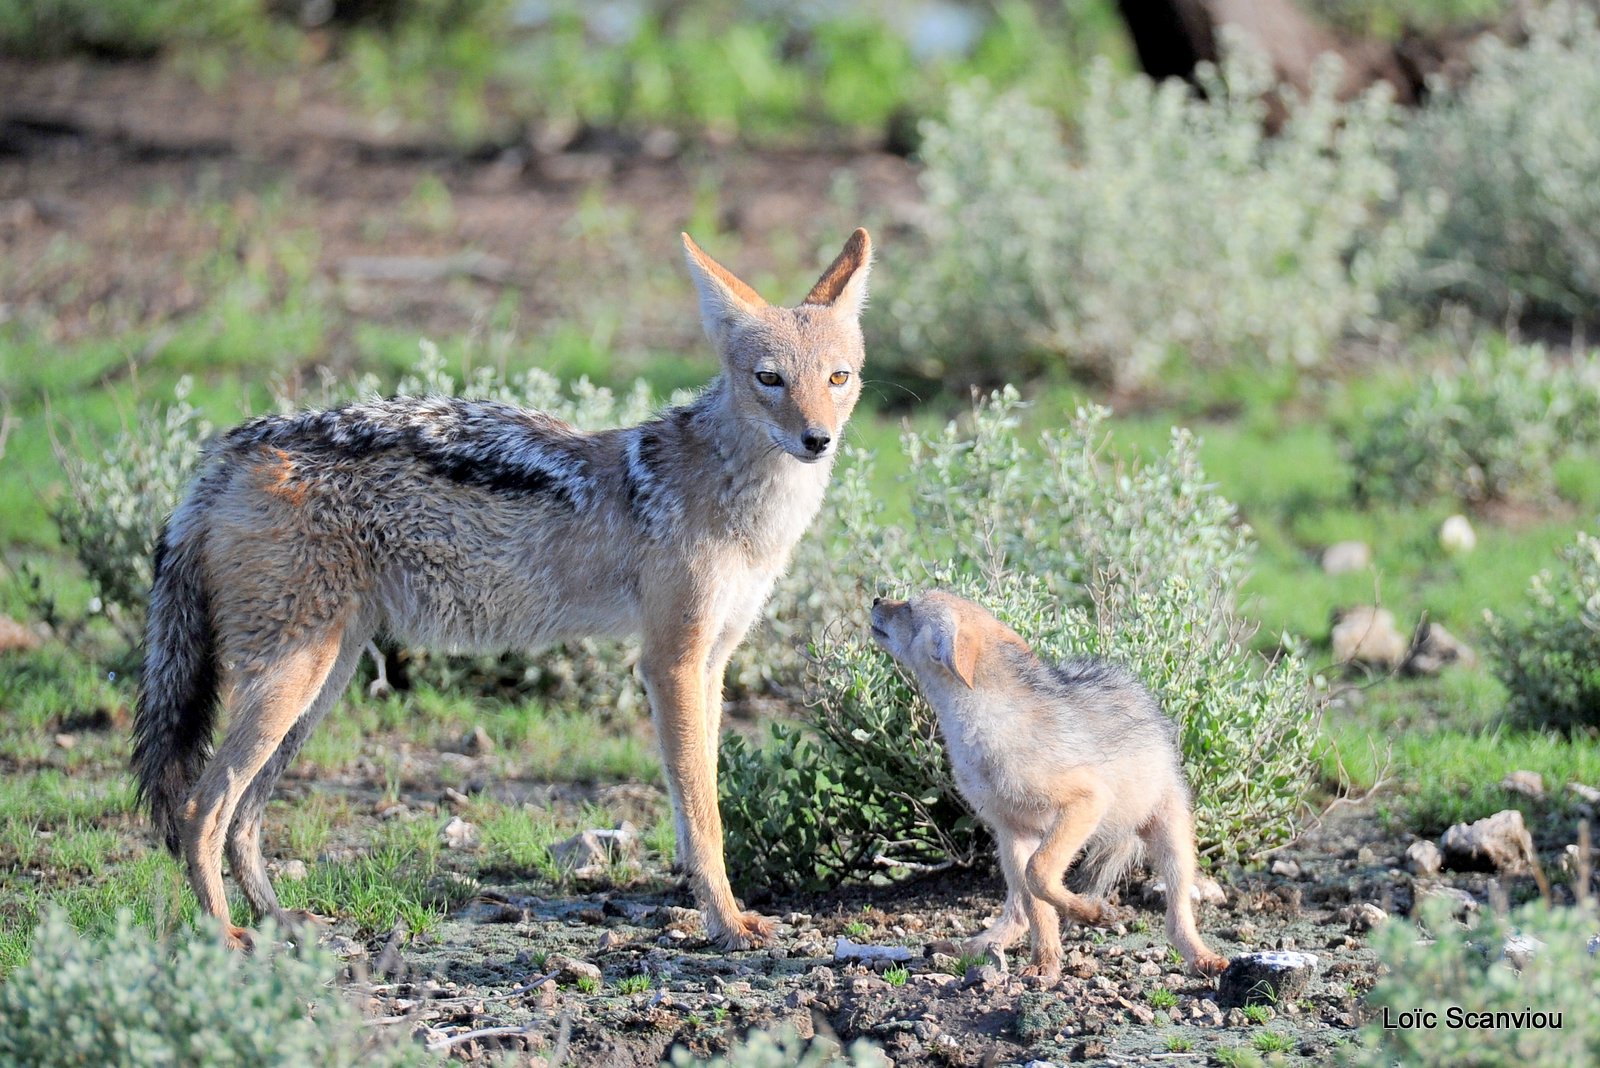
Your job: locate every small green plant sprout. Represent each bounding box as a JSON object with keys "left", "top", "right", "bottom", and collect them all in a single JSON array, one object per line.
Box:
[
  {"left": 1214, "top": 1045, "right": 1266, "bottom": 1068},
  {"left": 710, "top": 1005, "right": 729, "bottom": 1023},
  {"left": 1166, "top": 1035, "right": 1195, "bottom": 1052},
  {"left": 843, "top": 920, "right": 872, "bottom": 939},
  {"left": 948, "top": 951, "right": 989, "bottom": 976},
  {"left": 1128, "top": 916, "right": 1150, "bottom": 934},
  {"left": 1167, "top": 945, "right": 1186, "bottom": 967},
  {"left": 615, "top": 973, "right": 652, "bottom": 995},
  {"left": 883, "top": 966, "right": 909, "bottom": 987},
  {"left": 1242, "top": 1003, "right": 1274, "bottom": 1024},
  {"left": 1148, "top": 987, "right": 1179, "bottom": 1010},
  {"left": 1252, "top": 1030, "right": 1295, "bottom": 1054},
  {"left": 575, "top": 975, "right": 601, "bottom": 995}
]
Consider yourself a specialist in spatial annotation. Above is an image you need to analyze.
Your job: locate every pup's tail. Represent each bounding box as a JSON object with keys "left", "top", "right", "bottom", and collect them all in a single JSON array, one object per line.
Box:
[
  {"left": 131, "top": 497, "right": 220, "bottom": 855},
  {"left": 1077, "top": 831, "right": 1145, "bottom": 901}
]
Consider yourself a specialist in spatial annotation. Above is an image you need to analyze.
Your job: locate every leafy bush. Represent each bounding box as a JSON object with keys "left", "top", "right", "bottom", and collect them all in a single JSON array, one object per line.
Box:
[
  {"left": 1349, "top": 897, "right": 1600, "bottom": 1067},
  {"left": 722, "top": 390, "right": 1324, "bottom": 891},
  {"left": 885, "top": 49, "right": 1431, "bottom": 392},
  {"left": 0, "top": 910, "right": 423, "bottom": 1068},
  {"left": 668, "top": 1024, "right": 886, "bottom": 1068},
  {"left": 1400, "top": 3, "right": 1600, "bottom": 320},
  {"left": 1343, "top": 343, "right": 1600, "bottom": 506},
  {"left": 1487, "top": 529, "right": 1600, "bottom": 731},
  {"left": 0, "top": 0, "right": 266, "bottom": 57}
]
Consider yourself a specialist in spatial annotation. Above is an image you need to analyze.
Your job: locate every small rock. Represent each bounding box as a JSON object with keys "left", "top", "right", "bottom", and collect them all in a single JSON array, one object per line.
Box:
[
  {"left": 835, "top": 937, "right": 914, "bottom": 965},
  {"left": 1439, "top": 514, "right": 1477, "bottom": 555},
  {"left": 1217, "top": 951, "right": 1320, "bottom": 1009},
  {"left": 1331, "top": 606, "right": 1409, "bottom": 671},
  {"left": 1321, "top": 541, "right": 1372, "bottom": 575},
  {"left": 1224, "top": 1007, "right": 1250, "bottom": 1027},
  {"left": 808, "top": 966, "right": 837, "bottom": 991},
  {"left": 549, "top": 822, "right": 638, "bottom": 877},
  {"left": 53, "top": 733, "right": 76, "bottom": 750},
  {"left": 1499, "top": 770, "right": 1545, "bottom": 799},
  {"left": 1146, "top": 875, "right": 1226, "bottom": 907},
  {"left": 1068, "top": 1040, "right": 1107, "bottom": 1062},
  {"left": 1440, "top": 810, "right": 1535, "bottom": 874},
  {"left": 1271, "top": 859, "right": 1302, "bottom": 879},
  {"left": 1403, "top": 620, "right": 1477, "bottom": 676},
  {"left": 323, "top": 934, "right": 367, "bottom": 960},
  {"left": 546, "top": 953, "right": 601, "bottom": 986},
  {"left": 1341, "top": 903, "right": 1387, "bottom": 932},
  {"left": 1419, "top": 886, "right": 1479, "bottom": 920},
  {"left": 0, "top": 615, "right": 41, "bottom": 654},
  {"left": 1569, "top": 783, "right": 1600, "bottom": 804},
  {"left": 1407, "top": 839, "right": 1443, "bottom": 875},
  {"left": 439, "top": 816, "right": 479, "bottom": 850},
  {"left": 462, "top": 725, "right": 495, "bottom": 756},
  {"left": 784, "top": 989, "right": 815, "bottom": 1009},
  {"left": 1501, "top": 933, "right": 1544, "bottom": 969},
  {"left": 280, "top": 859, "right": 309, "bottom": 881},
  {"left": 1128, "top": 1003, "right": 1155, "bottom": 1025},
  {"left": 963, "top": 964, "right": 1005, "bottom": 991}
]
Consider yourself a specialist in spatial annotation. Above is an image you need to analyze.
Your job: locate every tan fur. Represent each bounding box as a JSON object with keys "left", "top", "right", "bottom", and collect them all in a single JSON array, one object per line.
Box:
[
  {"left": 870, "top": 590, "right": 1228, "bottom": 980},
  {"left": 142, "top": 230, "right": 873, "bottom": 952}
]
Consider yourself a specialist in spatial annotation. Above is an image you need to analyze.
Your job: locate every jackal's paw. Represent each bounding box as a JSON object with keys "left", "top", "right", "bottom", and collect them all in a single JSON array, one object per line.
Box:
[
  {"left": 223, "top": 924, "right": 256, "bottom": 953},
  {"left": 1019, "top": 960, "right": 1062, "bottom": 984},
  {"left": 283, "top": 908, "right": 334, "bottom": 931},
  {"left": 709, "top": 910, "right": 775, "bottom": 951},
  {"left": 1191, "top": 951, "right": 1230, "bottom": 978}
]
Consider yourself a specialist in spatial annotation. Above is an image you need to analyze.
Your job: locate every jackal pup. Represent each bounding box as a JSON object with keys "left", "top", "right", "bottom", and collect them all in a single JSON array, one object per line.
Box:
[
  {"left": 133, "top": 229, "right": 873, "bottom": 951},
  {"left": 870, "top": 590, "right": 1228, "bottom": 979}
]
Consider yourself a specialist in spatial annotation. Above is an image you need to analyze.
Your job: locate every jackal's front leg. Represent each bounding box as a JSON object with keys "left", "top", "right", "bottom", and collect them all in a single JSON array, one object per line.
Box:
[{"left": 641, "top": 629, "right": 772, "bottom": 951}]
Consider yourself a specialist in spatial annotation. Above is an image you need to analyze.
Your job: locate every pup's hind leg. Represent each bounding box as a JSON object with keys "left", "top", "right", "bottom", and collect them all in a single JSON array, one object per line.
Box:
[
  {"left": 1023, "top": 783, "right": 1113, "bottom": 979},
  {"left": 182, "top": 633, "right": 343, "bottom": 949},
  {"left": 226, "top": 631, "right": 368, "bottom": 930},
  {"left": 1142, "top": 790, "right": 1228, "bottom": 976},
  {"left": 965, "top": 826, "right": 1041, "bottom": 957}
]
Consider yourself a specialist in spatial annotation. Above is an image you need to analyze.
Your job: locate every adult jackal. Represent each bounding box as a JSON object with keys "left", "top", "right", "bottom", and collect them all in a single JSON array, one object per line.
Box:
[{"left": 133, "top": 229, "right": 872, "bottom": 950}]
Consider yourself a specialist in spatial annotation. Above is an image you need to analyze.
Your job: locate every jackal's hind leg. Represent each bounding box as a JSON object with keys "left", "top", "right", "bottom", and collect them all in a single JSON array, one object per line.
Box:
[
  {"left": 964, "top": 827, "right": 1040, "bottom": 960},
  {"left": 182, "top": 633, "right": 343, "bottom": 947},
  {"left": 226, "top": 635, "right": 367, "bottom": 931}
]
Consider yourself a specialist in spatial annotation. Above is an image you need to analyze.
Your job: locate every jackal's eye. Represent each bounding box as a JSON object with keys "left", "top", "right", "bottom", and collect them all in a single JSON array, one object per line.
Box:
[
  {"left": 829, "top": 370, "right": 851, "bottom": 387},
  {"left": 755, "top": 371, "right": 783, "bottom": 387}
]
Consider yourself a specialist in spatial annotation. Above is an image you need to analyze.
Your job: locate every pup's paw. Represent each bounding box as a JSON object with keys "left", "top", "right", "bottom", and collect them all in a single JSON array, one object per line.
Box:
[
  {"left": 1020, "top": 960, "right": 1062, "bottom": 984},
  {"left": 710, "top": 910, "right": 775, "bottom": 951},
  {"left": 1070, "top": 897, "right": 1127, "bottom": 928},
  {"left": 1192, "top": 951, "right": 1230, "bottom": 978},
  {"left": 223, "top": 924, "right": 256, "bottom": 952}
]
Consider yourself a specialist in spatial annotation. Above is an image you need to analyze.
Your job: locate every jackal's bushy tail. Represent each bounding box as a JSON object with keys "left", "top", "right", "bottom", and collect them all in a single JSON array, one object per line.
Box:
[{"left": 131, "top": 502, "right": 219, "bottom": 855}]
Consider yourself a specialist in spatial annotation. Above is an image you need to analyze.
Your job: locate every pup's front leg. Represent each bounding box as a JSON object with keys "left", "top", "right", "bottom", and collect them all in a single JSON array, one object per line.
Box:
[{"left": 641, "top": 628, "right": 772, "bottom": 951}]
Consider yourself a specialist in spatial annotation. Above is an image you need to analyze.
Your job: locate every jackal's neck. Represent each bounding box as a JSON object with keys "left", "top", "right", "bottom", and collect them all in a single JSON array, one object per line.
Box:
[{"left": 671, "top": 377, "right": 833, "bottom": 555}]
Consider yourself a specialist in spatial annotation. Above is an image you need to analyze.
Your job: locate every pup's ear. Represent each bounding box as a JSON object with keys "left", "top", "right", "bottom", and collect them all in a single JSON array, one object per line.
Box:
[
  {"left": 802, "top": 228, "right": 872, "bottom": 320},
  {"left": 682, "top": 233, "right": 767, "bottom": 343},
  {"left": 927, "top": 617, "right": 978, "bottom": 689}
]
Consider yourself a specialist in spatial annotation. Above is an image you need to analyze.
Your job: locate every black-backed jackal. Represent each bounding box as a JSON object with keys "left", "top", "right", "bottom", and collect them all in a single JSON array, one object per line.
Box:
[
  {"left": 870, "top": 590, "right": 1228, "bottom": 979},
  {"left": 133, "top": 230, "right": 873, "bottom": 950}
]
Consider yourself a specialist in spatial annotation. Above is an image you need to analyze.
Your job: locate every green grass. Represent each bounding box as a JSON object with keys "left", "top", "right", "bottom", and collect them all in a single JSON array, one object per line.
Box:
[
  {"left": 883, "top": 965, "right": 909, "bottom": 987},
  {"left": 614, "top": 973, "right": 652, "bottom": 995},
  {"left": 1253, "top": 1030, "right": 1296, "bottom": 1054},
  {"left": 1243, "top": 1003, "right": 1274, "bottom": 1024},
  {"left": 1148, "top": 986, "right": 1178, "bottom": 1009}
]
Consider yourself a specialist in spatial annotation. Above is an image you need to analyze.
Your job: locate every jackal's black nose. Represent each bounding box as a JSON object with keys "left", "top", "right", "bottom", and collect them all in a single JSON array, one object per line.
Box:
[
  {"left": 801, "top": 429, "right": 831, "bottom": 455},
  {"left": 872, "top": 597, "right": 882, "bottom": 607}
]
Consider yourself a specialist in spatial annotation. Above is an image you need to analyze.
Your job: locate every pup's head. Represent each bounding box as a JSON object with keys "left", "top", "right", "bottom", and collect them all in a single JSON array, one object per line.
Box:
[
  {"left": 870, "top": 590, "right": 1025, "bottom": 691},
  {"left": 681, "top": 229, "right": 871, "bottom": 464}
]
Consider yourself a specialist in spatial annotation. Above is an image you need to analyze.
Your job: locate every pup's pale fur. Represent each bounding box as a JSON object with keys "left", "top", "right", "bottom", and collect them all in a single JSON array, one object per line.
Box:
[
  {"left": 870, "top": 590, "right": 1227, "bottom": 979},
  {"left": 133, "top": 230, "right": 873, "bottom": 951}
]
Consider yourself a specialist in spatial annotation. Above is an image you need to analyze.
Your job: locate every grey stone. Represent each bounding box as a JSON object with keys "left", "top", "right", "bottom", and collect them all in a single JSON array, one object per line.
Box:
[
  {"left": 1499, "top": 770, "right": 1545, "bottom": 798},
  {"left": 439, "top": 816, "right": 479, "bottom": 850},
  {"left": 1331, "top": 607, "right": 1409, "bottom": 671},
  {"left": 1321, "top": 541, "right": 1372, "bottom": 575},
  {"left": 1406, "top": 839, "right": 1443, "bottom": 875},
  {"left": 547, "top": 953, "right": 601, "bottom": 986},
  {"left": 834, "top": 937, "right": 914, "bottom": 965},
  {"left": 1217, "top": 951, "right": 1319, "bottom": 1009},
  {"left": 1440, "top": 810, "right": 1535, "bottom": 874}
]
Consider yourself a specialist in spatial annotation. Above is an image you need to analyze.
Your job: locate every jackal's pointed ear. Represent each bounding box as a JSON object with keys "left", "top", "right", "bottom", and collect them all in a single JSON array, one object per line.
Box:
[
  {"left": 803, "top": 227, "right": 872, "bottom": 319},
  {"left": 682, "top": 232, "right": 767, "bottom": 342},
  {"left": 927, "top": 618, "right": 978, "bottom": 689}
]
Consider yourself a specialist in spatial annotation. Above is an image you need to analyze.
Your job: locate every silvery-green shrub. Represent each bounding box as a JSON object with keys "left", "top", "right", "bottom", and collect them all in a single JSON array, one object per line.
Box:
[
  {"left": 1343, "top": 343, "right": 1600, "bottom": 506},
  {"left": 1348, "top": 897, "right": 1600, "bottom": 1067},
  {"left": 0, "top": 911, "right": 423, "bottom": 1068},
  {"left": 722, "top": 390, "right": 1324, "bottom": 890},
  {"left": 1487, "top": 529, "right": 1600, "bottom": 731},
  {"left": 1401, "top": 2, "right": 1600, "bottom": 320},
  {"left": 668, "top": 1024, "right": 886, "bottom": 1068},
  {"left": 886, "top": 48, "right": 1430, "bottom": 390}
]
